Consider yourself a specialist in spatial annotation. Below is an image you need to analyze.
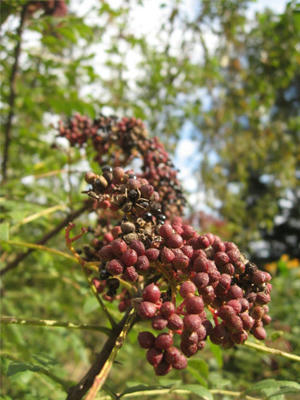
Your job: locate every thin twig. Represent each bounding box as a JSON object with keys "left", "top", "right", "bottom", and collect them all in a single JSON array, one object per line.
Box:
[
  {"left": 244, "top": 341, "right": 300, "bottom": 362},
  {"left": 0, "top": 204, "right": 88, "bottom": 276},
  {"left": 1, "top": 316, "right": 111, "bottom": 335},
  {"left": 0, "top": 239, "right": 78, "bottom": 263},
  {"left": 66, "top": 310, "right": 137, "bottom": 400},
  {"left": 96, "top": 388, "right": 261, "bottom": 400},
  {"left": 85, "top": 308, "right": 136, "bottom": 400},
  {"left": 1, "top": 4, "right": 28, "bottom": 182},
  {"left": 10, "top": 204, "right": 67, "bottom": 233}
]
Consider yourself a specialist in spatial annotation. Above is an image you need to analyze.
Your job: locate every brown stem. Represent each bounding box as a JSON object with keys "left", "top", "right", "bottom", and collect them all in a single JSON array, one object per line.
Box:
[
  {"left": 0, "top": 204, "right": 88, "bottom": 276},
  {"left": 1, "top": 4, "right": 28, "bottom": 183},
  {"left": 66, "top": 310, "right": 137, "bottom": 400}
]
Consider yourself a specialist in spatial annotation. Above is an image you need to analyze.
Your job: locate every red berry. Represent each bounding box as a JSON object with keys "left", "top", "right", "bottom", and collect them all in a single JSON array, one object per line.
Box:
[
  {"left": 185, "top": 296, "right": 204, "bottom": 314},
  {"left": 98, "top": 245, "right": 114, "bottom": 261},
  {"left": 123, "top": 266, "right": 138, "bottom": 281},
  {"left": 121, "top": 248, "right": 138, "bottom": 266},
  {"left": 172, "top": 254, "right": 189, "bottom": 270},
  {"left": 152, "top": 316, "right": 168, "bottom": 330},
  {"left": 143, "top": 283, "right": 161, "bottom": 303},
  {"left": 193, "top": 272, "right": 209, "bottom": 289},
  {"left": 180, "top": 281, "right": 196, "bottom": 298},
  {"left": 146, "top": 347, "right": 163, "bottom": 367},
  {"left": 138, "top": 301, "right": 157, "bottom": 319},
  {"left": 161, "top": 301, "right": 175, "bottom": 318},
  {"left": 166, "top": 233, "right": 183, "bottom": 249},
  {"left": 136, "top": 255, "right": 150, "bottom": 271},
  {"left": 138, "top": 331, "right": 155, "bottom": 348},
  {"left": 252, "top": 325, "right": 266, "bottom": 340},
  {"left": 183, "top": 314, "right": 202, "bottom": 331},
  {"left": 155, "top": 333, "right": 173, "bottom": 350},
  {"left": 106, "top": 259, "right": 124, "bottom": 275},
  {"left": 159, "top": 223, "right": 173, "bottom": 238},
  {"left": 145, "top": 248, "right": 160, "bottom": 261},
  {"left": 154, "top": 361, "right": 172, "bottom": 375},
  {"left": 160, "top": 247, "right": 175, "bottom": 263},
  {"left": 167, "top": 313, "right": 184, "bottom": 330},
  {"left": 111, "top": 239, "right": 127, "bottom": 257},
  {"left": 130, "top": 240, "right": 145, "bottom": 256}
]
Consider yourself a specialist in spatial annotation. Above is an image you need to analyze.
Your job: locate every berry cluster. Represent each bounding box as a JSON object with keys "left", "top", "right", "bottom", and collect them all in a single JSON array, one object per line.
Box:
[
  {"left": 58, "top": 114, "right": 185, "bottom": 218},
  {"left": 74, "top": 164, "right": 272, "bottom": 376}
]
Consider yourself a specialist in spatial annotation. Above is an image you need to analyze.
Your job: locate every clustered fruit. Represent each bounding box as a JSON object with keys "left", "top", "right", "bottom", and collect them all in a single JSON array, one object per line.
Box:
[
  {"left": 58, "top": 114, "right": 186, "bottom": 218},
  {"left": 70, "top": 161, "right": 272, "bottom": 376},
  {"left": 58, "top": 112, "right": 272, "bottom": 376}
]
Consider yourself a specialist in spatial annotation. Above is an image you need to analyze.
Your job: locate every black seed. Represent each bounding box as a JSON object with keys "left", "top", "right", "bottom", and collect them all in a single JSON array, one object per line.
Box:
[
  {"left": 129, "top": 174, "right": 137, "bottom": 179},
  {"left": 107, "top": 278, "right": 120, "bottom": 290},
  {"left": 144, "top": 212, "right": 153, "bottom": 221},
  {"left": 102, "top": 165, "right": 112, "bottom": 173},
  {"left": 128, "top": 189, "right": 139, "bottom": 201},
  {"left": 100, "top": 270, "right": 110, "bottom": 280}
]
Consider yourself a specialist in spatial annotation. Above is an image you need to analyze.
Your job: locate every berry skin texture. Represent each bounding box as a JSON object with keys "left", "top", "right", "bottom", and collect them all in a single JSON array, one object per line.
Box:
[
  {"left": 111, "top": 239, "right": 127, "bottom": 257},
  {"left": 166, "top": 233, "right": 183, "bottom": 248},
  {"left": 136, "top": 255, "right": 150, "bottom": 271},
  {"left": 155, "top": 333, "right": 173, "bottom": 350},
  {"left": 121, "top": 249, "right": 138, "bottom": 267},
  {"left": 159, "top": 223, "right": 173, "bottom": 238},
  {"left": 145, "top": 248, "right": 160, "bottom": 261},
  {"left": 183, "top": 314, "right": 202, "bottom": 332},
  {"left": 167, "top": 313, "right": 184, "bottom": 330},
  {"left": 160, "top": 301, "right": 175, "bottom": 318},
  {"left": 185, "top": 296, "right": 204, "bottom": 314},
  {"left": 146, "top": 348, "right": 163, "bottom": 367},
  {"left": 155, "top": 361, "right": 172, "bottom": 376},
  {"left": 180, "top": 281, "right": 196, "bottom": 298},
  {"left": 138, "top": 301, "right": 157, "bottom": 319},
  {"left": 138, "top": 331, "right": 155, "bottom": 348},
  {"left": 106, "top": 259, "right": 124, "bottom": 275},
  {"left": 143, "top": 283, "right": 161, "bottom": 303}
]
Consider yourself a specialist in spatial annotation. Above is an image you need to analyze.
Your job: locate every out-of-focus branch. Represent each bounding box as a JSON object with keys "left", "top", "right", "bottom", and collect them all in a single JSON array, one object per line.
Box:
[
  {"left": 1, "top": 4, "right": 28, "bottom": 183},
  {"left": 66, "top": 309, "right": 136, "bottom": 400},
  {"left": 0, "top": 204, "right": 88, "bottom": 276}
]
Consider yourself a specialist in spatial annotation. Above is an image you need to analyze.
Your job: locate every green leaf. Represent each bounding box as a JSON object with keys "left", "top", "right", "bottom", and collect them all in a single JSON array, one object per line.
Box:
[
  {"left": 181, "top": 385, "right": 213, "bottom": 400},
  {"left": 208, "top": 339, "right": 223, "bottom": 368},
  {"left": 83, "top": 296, "right": 99, "bottom": 314},
  {"left": 0, "top": 222, "right": 9, "bottom": 241},
  {"left": 188, "top": 359, "right": 209, "bottom": 378},
  {"left": 7, "top": 361, "right": 33, "bottom": 377},
  {"left": 246, "top": 379, "right": 300, "bottom": 397}
]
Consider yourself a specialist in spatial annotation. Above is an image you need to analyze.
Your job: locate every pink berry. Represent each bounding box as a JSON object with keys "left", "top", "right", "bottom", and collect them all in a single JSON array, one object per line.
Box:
[
  {"left": 145, "top": 248, "right": 160, "bottom": 261},
  {"left": 138, "top": 301, "right": 157, "bottom": 319},
  {"left": 138, "top": 331, "right": 155, "bottom": 348},
  {"left": 143, "top": 283, "right": 161, "bottom": 303},
  {"left": 146, "top": 347, "right": 163, "bottom": 367},
  {"left": 155, "top": 333, "right": 173, "bottom": 350},
  {"left": 166, "top": 233, "right": 183, "bottom": 249},
  {"left": 160, "top": 301, "right": 175, "bottom": 318},
  {"left": 106, "top": 259, "right": 124, "bottom": 275},
  {"left": 185, "top": 296, "right": 204, "bottom": 314},
  {"left": 130, "top": 239, "right": 145, "bottom": 256},
  {"left": 136, "top": 255, "right": 150, "bottom": 271},
  {"left": 121, "top": 248, "right": 138, "bottom": 266},
  {"left": 111, "top": 239, "right": 127, "bottom": 257},
  {"left": 180, "top": 280, "right": 196, "bottom": 298}
]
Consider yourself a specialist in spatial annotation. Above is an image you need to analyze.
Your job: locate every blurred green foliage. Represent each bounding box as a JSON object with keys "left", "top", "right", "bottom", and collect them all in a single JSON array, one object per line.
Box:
[{"left": 1, "top": 0, "right": 300, "bottom": 399}]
